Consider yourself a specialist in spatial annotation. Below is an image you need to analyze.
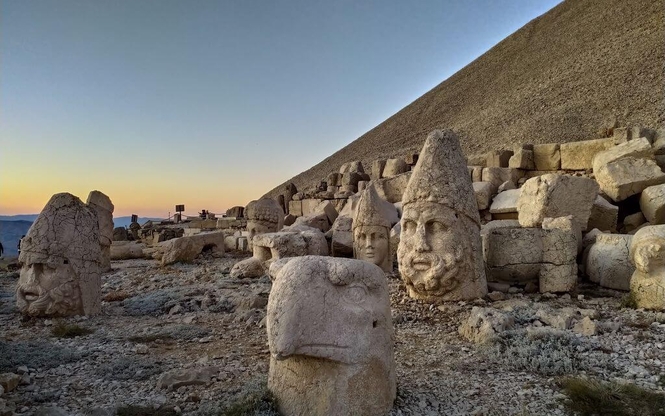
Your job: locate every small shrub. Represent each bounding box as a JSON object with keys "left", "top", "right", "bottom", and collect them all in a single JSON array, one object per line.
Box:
[
  {"left": 195, "top": 378, "right": 279, "bottom": 416},
  {"left": 103, "top": 290, "right": 132, "bottom": 302},
  {"left": 620, "top": 292, "right": 637, "bottom": 309},
  {"left": 51, "top": 321, "right": 94, "bottom": 338},
  {"left": 96, "top": 357, "right": 163, "bottom": 381},
  {"left": 560, "top": 377, "right": 665, "bottom": 416},
  {"left": 0, "top": 340, "right": 83, "bottom": 372}
]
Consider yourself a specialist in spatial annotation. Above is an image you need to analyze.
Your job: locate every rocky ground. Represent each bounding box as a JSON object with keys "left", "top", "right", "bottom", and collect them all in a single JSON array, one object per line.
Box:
[{"left": 1, "top": 253, "right": 665, "bottom": 416}]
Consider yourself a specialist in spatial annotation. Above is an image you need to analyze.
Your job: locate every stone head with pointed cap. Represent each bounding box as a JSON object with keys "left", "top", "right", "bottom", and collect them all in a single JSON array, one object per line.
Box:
[
  {"left": 397, "top": 130, "right": 487, "bottom": 301},
  {"left": 16, "top": 193, "right": 102, "bottom": 317},
  {"left": 353, "top": 185, "right": 392, "bottom": 272}
]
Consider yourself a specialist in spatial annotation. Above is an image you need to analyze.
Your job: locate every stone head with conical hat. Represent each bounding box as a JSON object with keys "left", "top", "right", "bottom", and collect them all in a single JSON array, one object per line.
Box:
[
  {"left": 16, "top": 193, "right": 102, "bottom": 317},
  {"left": 353, "top": 185, "right": 392, "bottom": 272},
  {"left": 397, "top": 130, "right": 487, "bottom": 301}
]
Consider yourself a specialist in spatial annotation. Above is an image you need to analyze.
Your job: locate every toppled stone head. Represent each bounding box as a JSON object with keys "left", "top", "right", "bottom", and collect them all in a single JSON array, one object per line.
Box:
[
  {"left": 353, "top": 185, "right": 392, "bottom": 272},
  {"left": 245, "top": 199, "right": 284, "bottom": 247},
  {"left": 17, "top": 193, "right": 102, "bottom": 317},
  {"left": 397, "top": 130, "right": 487, "bottom": 301},
  {"left": 629, "top": 225, "right": 665, "bottom": 310},
  {"left": 267, "top": 256, "right": 395, "bottom": 415}
]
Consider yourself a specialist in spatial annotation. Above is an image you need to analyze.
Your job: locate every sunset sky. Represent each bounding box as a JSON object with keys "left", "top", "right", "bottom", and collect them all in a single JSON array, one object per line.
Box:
[{"left": 1, "top": 0, "right": 561, "bottom": 218}]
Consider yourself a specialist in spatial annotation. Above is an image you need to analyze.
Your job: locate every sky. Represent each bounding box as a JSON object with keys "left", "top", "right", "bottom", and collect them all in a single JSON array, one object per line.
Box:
[{"left": 1, "top": 0, "right": 562, "bottom": 218}]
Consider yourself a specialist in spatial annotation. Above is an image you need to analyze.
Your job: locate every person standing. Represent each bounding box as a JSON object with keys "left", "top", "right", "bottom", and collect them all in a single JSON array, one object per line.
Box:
[{"left": 0, "top": 241, "right": 4, "bottom": 257}]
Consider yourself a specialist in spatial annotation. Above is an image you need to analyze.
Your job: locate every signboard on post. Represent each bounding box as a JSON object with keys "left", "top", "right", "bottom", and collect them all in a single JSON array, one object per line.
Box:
[
  {"left": 131, "top": 214, "right": 138, "bottom": 223},
  {"left": 175, "top": 205, "right": 185, "bottom": 213}
]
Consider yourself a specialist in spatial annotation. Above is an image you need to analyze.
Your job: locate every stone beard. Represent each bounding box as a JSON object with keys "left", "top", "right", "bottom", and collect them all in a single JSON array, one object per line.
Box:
[
  {"left": 353, "top": 225, "right": 391, "bottom": 272},
  {"left": 397, "top": 200, "right": 480, "bottom": 301},
  {"left": 16, "top": 256, "right": 84, "bottom": 316}
]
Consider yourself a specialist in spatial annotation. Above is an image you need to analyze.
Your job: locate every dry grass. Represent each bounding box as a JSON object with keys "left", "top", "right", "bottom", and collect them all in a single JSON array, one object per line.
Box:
[
  {"left": 560, "top": 377, "right": 665, "bottom": 416},
  {"left": 51, "top": 321, "right": 94, "bottom": 338}
]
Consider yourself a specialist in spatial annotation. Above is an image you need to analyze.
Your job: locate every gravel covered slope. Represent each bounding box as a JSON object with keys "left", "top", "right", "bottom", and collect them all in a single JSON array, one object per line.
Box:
[{"left": 264, "top": 0, "right": 664, "bottom": 198}]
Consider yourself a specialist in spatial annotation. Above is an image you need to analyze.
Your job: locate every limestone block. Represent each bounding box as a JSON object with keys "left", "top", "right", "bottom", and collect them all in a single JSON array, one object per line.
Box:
[
  {"left": 509, "top": 149, "right": 535, "bottom": 170},
  {"left": 483, "top": 227, "right": 543, "bottom": 283},
  {"left": 226, "top": 206, "right": 244, "bottom": 218},
  {"left": 585, "top": 234, "right": 633, "bottom": 290},
  {"left": 640, "top": 184, "right": 665, "bottom": 224},
  {"left": 533, "top": 144, "right": 561, "bottom": 171},
  {"left": 539, "top": 227, "right": 578, "bottom": 293},
  {"left": 486, "top": 150, "right": 513, "bottom": 168},
  {"left": 595, "top": 157, "right": 665, "bottom": 202},
  {"left": 17, "top": 193, "right": 101, "bottom": 317},
  {"left": 110, "top": 241, "right": 147, "bottom": 260},
  {"left": 459, "top": 307, "right": 514, "bottom": 344},
  {"left": 467, "top": 154, "right": 487, "bottom": 167},
  {"left": 370, "top": 159, "right": 386, "bottom": 180},
  {"left": 224, "top": 235, "right": 238, "bottom": 251},
  {"left": 339, "top": 161, "right": 364, "bottom": 174},
  {"left": 382, "top": 158, "right": 409, "bottom": 177},
  {"left": 497, "top": 180, "right": 516, "bottom": 193},
  {"left": 331, "top": 215, "right": 353, "bottom": 257},
  {"left": 405, "top": 153, "right": 419, "bottom": 166},
  {"left": 327, "top": 173, "right": 342, "bottom": 187},
  {"left": 473, "top": 182, "right": 493, "bottom": 211},
  {"left": 113, "top": 227, "right": 128, "bottom": 241},
  {"left": 481, "top": 167, "right": 524, "bottom": 194},
  {"left": 230, "top": 257, "right": 265, "bottom": 279},
  {"left": 156, "top": 367, "right": 219, "bottom": 390},
  {"left": 560, "top": 138, "right": 616, "bottom": 170},
  {"left": 630, "top": 225, "right": 665, "bottom": 310},
  {"left": 591, "top": 137, "right": 653, "bottom": 172},
  {"left": 314, "top": 200, "right": 339, "bottom": 224},
  {"left": 624, "top": 212, "right": 646, "bottom": 233},
  {"left": 587, "top": 196, "right": 618, "bottom": 232},
  {"left": 373, "top": 171, "right": 412, "bottom": 203},
  {"left": 489, "top": 189, "right": 521, "bottom": 214},
  {"left": 542, "top": 215, "right": 582, "bottom": 254},
  {"left": 253, "top": 232, "right": 308, "bottom": 261},
  {"left": 470, "top": 166, "right": 483, "bottom": 182},
  {"left": 517, "top": 174, "right": 599, "bottom": 230},
  {"left": 292, "top": 212, "right": 331, "bottom": 233},
  {"left": 341, "top": 172, "right": 363, "bottom": 187},
  {"left": 237, "top": 237, "right": 249, "bottom": 252},
  {"left": 267, "top": 256, "right": 395, "bottom": 416},
  {"left": 160, "top": 232, "right": 226, "bottom": 265},
  {"left": 301, "top": 199, "right": 323, "bottom": 216}
]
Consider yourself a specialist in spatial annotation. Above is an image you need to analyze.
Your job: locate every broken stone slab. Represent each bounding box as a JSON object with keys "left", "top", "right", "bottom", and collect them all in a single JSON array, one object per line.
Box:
[
  {"left": 370, "top": 159, "right": 386, "bottom": 180},
  {"left": 640, "top": 184, "right": 665, "bottom": 224},
  {"left": 382, "top": 158, "right": 409, "bottom": 177},
  {"left": 481, "top": 167, "right": 524, "bottom": 194},
  {"left": 497, "top": 180, "right": 516, "bottom": 193},
  {"left": 572, "top": 316, "right": 597, "bottom": 336},
  {"left": 291, "top": 212, "right": 331, "bottom": 233},
  {"left": 473, "top": 182, "right": 493, "bottom": 211},
  {"left": 542, "top": 216, "right": 582, "bottom": 254},
  {"left": 489, "top": 189, "right": 521, "bottom": 214},
  {"left": 326, "top": 173, "right": 342, "bottom": 187},
  {"left": 330, "top": 215, "right": 353, "bottom": 257},
  {"left": 288, "top": 200, "right": 303, "bottom": 217},
  {"left": 110, "top": 241, "right": 147, "bottom": 260},
  {"left": 560, "top": 137, "right": 617, "bottom": 170},
  {"left": 467, "top": 153, "right": 487, "bottom": 167},
  {"left": 485, "top": 150, "right": 514, "bottom": 168},
  {"left": 482, "top": 226, "right": 543, "bottom": 283},
  {"left": 517, "top": 174, "right": 599, "bottom": 231},
  {"left": 339, "top": 161, "right": 365, "bottom": 174},
  {"left": 533, "top": 144, "right": 561, "bottom": 170},
  {"left": 508, "top": 149, "right": 535, "bottom": 170},
  {"left": 539, "top": 227, "right": 578, "bottom": 293},
  {"left": 592, "top": 137, "right": 654, "bottom": 172},
  {"left": 372, "top": 171, "right": 412, "bottom": 203},
  {"left": 585, "top": 233, "right": 633, "bottom": 291},
  {"left": 230, "top": 257, "right": 265, "bottom": 279},
  {"left": 596, "top": 157, "right": 665, "bottom": 202},
  {"left": 587, "top": 196, "right": 619, "bottom": 232},
  {"left": 160, "top": 232, "right": 226, "bottom": 265},
  {"left": 0, "top": 373, "right": 20, "bottom": 392},
  {"left": 623, "top": 212, "right": 646, "bottom": 233},
  {"left": 341, "top": 172, "right": 363, "bottom": 187},
  {"left": 458, "top": 307, "right": 514, "bottom": 344}
]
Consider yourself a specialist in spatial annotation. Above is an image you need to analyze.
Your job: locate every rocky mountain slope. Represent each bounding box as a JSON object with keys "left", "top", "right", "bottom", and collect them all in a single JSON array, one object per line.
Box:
[{"left": 265, "top": 0, "right": 664, "bottom": 198}]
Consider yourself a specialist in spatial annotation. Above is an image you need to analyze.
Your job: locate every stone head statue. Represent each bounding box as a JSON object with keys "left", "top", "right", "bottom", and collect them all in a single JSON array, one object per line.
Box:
[
  {"left": 397, "top": 130, "right": 487, "bottom": 301},
  {"left": 245, "top": 199, "right": 284, "bottom": 248},
  {"left": 353, "top": 185, "right": 392, "bottom": 272},
  {"left": 629, "top": 225, "right": 665, "bottom": 310},
  {"left": 86, "top": 190, "right": 114, "bottom": 272},
  {"left": 17, "top": 193, "right": 102, "bottom": 317},
  {"left": 267, "top": 256, "right": 395, "bottom": 415}
]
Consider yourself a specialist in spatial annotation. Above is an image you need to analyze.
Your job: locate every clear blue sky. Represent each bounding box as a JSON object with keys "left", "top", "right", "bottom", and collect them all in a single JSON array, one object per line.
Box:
[{"left": 1, "top": 0, "right": 561, "bottom": 217}]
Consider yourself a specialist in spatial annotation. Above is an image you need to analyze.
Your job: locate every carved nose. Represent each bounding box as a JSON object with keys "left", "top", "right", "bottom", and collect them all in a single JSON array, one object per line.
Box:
[{"left": 413, "top": 224, "right": 430, "bottom": 253}]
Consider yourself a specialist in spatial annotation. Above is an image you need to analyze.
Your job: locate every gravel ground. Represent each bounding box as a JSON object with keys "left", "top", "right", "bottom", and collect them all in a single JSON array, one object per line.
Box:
[{"left": 1, "top": 254, "right": 664, "bottom": 415}]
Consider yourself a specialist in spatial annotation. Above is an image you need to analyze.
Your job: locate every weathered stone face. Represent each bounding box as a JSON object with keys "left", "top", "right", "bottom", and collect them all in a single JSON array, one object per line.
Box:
[
  {"left": 353, "top": 225, "right": 390, "bottom": 272},
  {"left": 267, "top": 256, "right": 395, "bottom": 415},
  {"left": 630, "top": 225, "right": 665, "bottom": 310},
  {"left": 398, "top": 201, "right": 476, "bottom": 300},
  {"left": 245, "top": 199, "right": 284, "bottom": 248},
  {"left": 86, "top": 190, "right": 114, "bottom": 272},
  {"left": 16, "top": 193, "right": 101, "bottom": 317}
]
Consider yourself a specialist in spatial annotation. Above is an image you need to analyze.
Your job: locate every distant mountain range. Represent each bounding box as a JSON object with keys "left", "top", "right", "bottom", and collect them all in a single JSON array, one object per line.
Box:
[{"left": 0, "top": 215, "right": 162, "bottom": 257}]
